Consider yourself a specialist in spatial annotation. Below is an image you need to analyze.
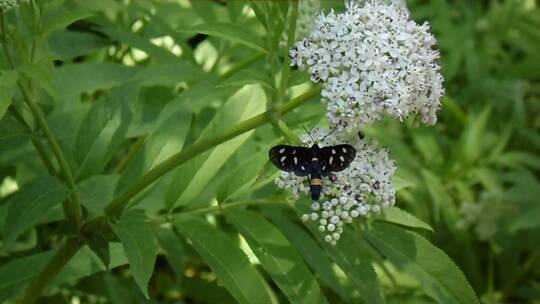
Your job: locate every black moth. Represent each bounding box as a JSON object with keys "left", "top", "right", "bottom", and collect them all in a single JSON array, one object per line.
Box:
[{"left": 269, "top": 136, "right": 357, "bottom": 201}]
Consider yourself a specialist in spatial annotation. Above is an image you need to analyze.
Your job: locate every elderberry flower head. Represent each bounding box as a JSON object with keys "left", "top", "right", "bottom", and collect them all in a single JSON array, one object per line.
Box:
[
  {"left": 275, "top": 128, "right": 397, "bottom": 245},
  {"left": 280, "top": 0, "right": 321, "bottom": 47},
  {"left": 290, "top": 1, "right": 444, "bottom": 133},
  {"left": 0, "top": 0, "right": 19, "bottom": 11}
]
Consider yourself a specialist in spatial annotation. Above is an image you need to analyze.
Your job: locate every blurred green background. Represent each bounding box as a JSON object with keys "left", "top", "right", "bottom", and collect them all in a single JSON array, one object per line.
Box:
[{"left": 1, "top": 0, "right": 539, "bottom": 303}]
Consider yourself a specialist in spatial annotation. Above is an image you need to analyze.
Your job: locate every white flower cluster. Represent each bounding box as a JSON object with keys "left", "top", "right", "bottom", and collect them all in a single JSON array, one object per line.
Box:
[
  {"left": 275, "top": 128, "right": 397, "bottom": 245},
  {"left": 0, "top": 0, "right": 20, "bottom": 12},
  {"left": 280, "top": 0, "right": 321, "bottom": 47},
  {"left": 290, "top": 1, "right": 444, "bottom": 133}
]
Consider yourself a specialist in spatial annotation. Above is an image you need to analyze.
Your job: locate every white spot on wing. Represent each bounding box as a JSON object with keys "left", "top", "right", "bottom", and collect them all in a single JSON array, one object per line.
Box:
[
  {"left": 322, "top": 165, "right": 326, "bottom": 171},
  {"left": 301, "top": 166, "right": 305, "bottom": 170},
  {"left": 280, "top": 156, "right": 286, "bottom": 162},
  {"left": 279, "top": 148, "right": 285, "bottom": 153},
  {"left": 292, "top": 150, "right": 296, "bottom": 155},
  {"left": 339, "top": 156, "right": 345, "bottom": 162},
  {"left": 342, "top": 147, "right": 347, "bottom": 153},
  {"left": 294, "top": 157, "right": 298, "bottom": 165},
  {"left": 332, "top": 149, "right": 336, "bottom": 154},
  {"left": 329, "top": 156, "right": 333, "bottom": 164}
]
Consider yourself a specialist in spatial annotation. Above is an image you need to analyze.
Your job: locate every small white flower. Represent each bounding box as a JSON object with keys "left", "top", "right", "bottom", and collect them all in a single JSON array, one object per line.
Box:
[
  {"left": 282, "top": 128, "right": 397, "bottom": 244},
  {"left": 291, "top": 1, "right": 445, "bottom": 133}
]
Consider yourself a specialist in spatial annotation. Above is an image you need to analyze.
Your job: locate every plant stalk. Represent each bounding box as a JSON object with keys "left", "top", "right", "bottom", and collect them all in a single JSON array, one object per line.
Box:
[
  {"left": 21, "top": 238, "right": 83, "bottom": 304},
  {"left": 106, "top": 86, "right": 321, "bottom": 216}
]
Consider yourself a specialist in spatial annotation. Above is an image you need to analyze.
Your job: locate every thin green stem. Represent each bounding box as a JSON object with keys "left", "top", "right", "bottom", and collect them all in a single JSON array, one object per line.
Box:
[
  {"left": 106, "top": 85, "right": 322, "bottom": 216},
  {"left": 171, "top": 199, "right": 285, "bottom": 219},
  {"left": 503, "top": 249, "right": 540, "bottom": 297},
  {"left": 220, "top": 52, "right": 264, "bottom": 79},
  {"left": 18, "top": 81, "right": 83, "bottom": 227},
  {"left": 112, "top": 136, "right": 146, "bottom": 174},
  {"left": 1, "top": 13, "right": 16, "bottom": 67},
  {"left": 9, "top": 107, "right": 57, "bottom": 175},
  {"left": 276, "top": 119, "right": 302, "bottom": 145},
  {"left": 276, "top": 0, "right": 299, "bottom": 104},
  {"left": 21, "top": 238, "right": 83, "bottom": 304}
]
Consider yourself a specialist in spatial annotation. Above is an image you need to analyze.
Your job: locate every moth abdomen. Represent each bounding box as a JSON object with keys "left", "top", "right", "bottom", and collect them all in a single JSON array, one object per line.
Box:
[{"left": 310, "top": 177, "right": 322, "bottom": 200}]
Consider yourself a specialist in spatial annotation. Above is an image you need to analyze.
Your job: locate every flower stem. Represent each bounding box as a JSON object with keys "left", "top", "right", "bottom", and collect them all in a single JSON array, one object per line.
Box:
[
  {"left": 106, "top": 86, "right": 321, "bottom": 216},
  {"left": 21, "top": 238, "right": 83, "bottom": 304}
]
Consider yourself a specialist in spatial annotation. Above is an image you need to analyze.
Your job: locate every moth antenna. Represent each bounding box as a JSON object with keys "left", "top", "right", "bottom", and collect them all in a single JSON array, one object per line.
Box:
[
  {"left": 302, "top": 124, "right": 316, "bottom": 144},
  {"left": 321, "top": 127, "right": 337, "bottom": 144}
]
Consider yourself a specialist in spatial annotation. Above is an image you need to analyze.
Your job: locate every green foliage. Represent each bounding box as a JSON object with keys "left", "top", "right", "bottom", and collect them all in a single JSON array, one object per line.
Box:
[{"left": 0, "top": 0, "right": 539, "bottom": 303}]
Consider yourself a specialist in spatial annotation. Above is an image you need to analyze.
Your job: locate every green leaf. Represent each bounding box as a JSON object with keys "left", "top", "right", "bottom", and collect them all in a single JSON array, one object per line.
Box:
[
  {"left": 87, "top": 234, "right": 111, "bottom": 269},
  {"left": 0, "top": 243, "right": 128, "bottom": 302},
  {"left": 0, "top": 251, "right": 53, "bottom": 301},
  {"left": 0, "top": 71, "right": 18, "bottom": 120},
  {"left": 3, "top": 176, "right": 70, "bottom": 246},
  {"left": 461, "top": 108, "right": 490, "bottom": 164},
  {"left": 75, "top": 95, "right": 131, "bottom": 180},
  {"left": 19, "top": 59, "right": 58, "bottom": 99},
  {"left": 167, "top": 85, "right": 266, "bottom": 208},
  {"left": 364, "top": 222, "right": 479, "bottom": 304},
  {"left": 174, "top": 216, "right": 275, "bottom": 304},
  {"left": 226, "top": 208, "right": 329, "bottom": 304},
  {"left": 54, "top": 63, "right": 136, "bottom": 103},
  {"left": 296, "top": 204, "right": 385, "bottom": 303},
  {"left": 41, "top": 9, "right": 93, "bottom": 36},
  {"left": 376, "top": 207, "right": 434, "bottom": 232},
  {"left": 217, "top": 68, "right": 273, "bottom": 90},
  {"left": 111, "top": 210, "right": 157, "bottom": 299},
  {"left": 496, "top": 151, "right": 540, "bottom": 170},
  {"left": 48, "top": 30, "right": 109, "bottom": 59},
  {"left": 79, "top": 175, "right": 120, "bottom": 215},
  {"left": 267, "top": 212, "right": 348, "bottom": 300},
  {"left": 181, "top": 22, "right": 267, "bottom": 53},
  {"left": 99, "top": 27, "right": 178, "bottom": 63},
  {"left": 117, "top": 108, "right": 192, "bottom": 192},
  {"left": 217, "top": 149, "right": 268, "bottom": 202}
]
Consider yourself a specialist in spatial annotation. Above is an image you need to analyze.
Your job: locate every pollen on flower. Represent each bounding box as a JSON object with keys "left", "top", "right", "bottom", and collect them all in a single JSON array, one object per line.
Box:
[
  {"left": 290, "top": 1, "right": 445, "bottom": 133},
  {"left": 275, "top": 128, "right": 397, "bottom": 244}
]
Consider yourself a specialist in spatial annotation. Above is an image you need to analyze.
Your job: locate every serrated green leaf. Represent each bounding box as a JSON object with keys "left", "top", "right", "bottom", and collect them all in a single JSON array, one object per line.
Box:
[
  {"left": 111, "top": 210, "right": 157, "bottom": 299},
  {"left": 376, "top": 207, "right": 433, "bottom": 232},
  {"left": 181, "top": 22, "right": 267, "bottom": 53},
  {"left": 174, "top": 216, "right": 275, "bottom": 304},
  {"left": 0, "top": 71, "right": 18, "bottom": 120},
  {"left": 3, "top": 176, "right": 70, "bottom": 246},
  {"left": 226, "top": 208, "right": 329, "bottom": 304},
  {"left": 364, "top": 222, "right": 479, "bottom": 304},
  {"left": 75, "top": 95, "right": 131, "bottom": 180}
]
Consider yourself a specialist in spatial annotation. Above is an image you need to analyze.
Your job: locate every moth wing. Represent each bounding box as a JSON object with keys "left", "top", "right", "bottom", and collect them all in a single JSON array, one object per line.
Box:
[
  {"left": 269, "top": 145, "right": 310, "bottom": 176},
  {"left": 320, "top": 144, "right": 356, "bottom": 175}
]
